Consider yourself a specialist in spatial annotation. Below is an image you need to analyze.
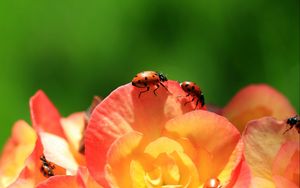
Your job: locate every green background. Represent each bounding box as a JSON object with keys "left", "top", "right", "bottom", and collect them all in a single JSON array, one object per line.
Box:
[{"left": 0, "top": 0, "right": 299, "bottom": 149}]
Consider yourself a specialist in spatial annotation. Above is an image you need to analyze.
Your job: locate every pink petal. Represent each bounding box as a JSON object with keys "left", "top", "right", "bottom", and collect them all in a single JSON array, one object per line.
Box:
[
  {"left": 272, "top": 141, "right": 299, "bottom": 186},
  {"left": 272, "top": 175, "right": 299, "bottom": 188},
  {"left": 231, "top": 158, "right": 252, "bottom": 188},
  {"left": 242, "top": 117, "right": 299, "bottom": 185},
  {"left": 85, "top": 81, "right": 197, "bottom": 185},
  {"left": 30, "top": 90, "right": 65, "bottom": 138},
  {"left": 77, "top": 167, "right": 103, "bottom": 188},
  {"left": 223, "top": 84, "right": 296, "bottom": 132}
]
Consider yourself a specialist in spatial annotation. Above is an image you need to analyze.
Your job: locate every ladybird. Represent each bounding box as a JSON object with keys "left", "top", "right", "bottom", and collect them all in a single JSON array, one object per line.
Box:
[
  {"left": 283, "top": 115, "right": 300, "bottom": 134},
  {"left": 180, "top": 81, "right": 205, "bottom": 109},
  {"left": 203, "top": 178, "right": 222, "bottom": 188},
  {"left": 40, "top": 155, "right": 55, "bottom": 177},
  {"left": 132, "top": 71, "right": 170, "bottom": 97}
]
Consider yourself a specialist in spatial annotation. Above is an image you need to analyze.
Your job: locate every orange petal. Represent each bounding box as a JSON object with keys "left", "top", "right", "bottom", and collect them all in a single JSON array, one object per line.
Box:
[
  {"left": 85, "top": 81, "right": 198, "bottom": 185},
  {"left": 223, "top": 84, "right": 296, "bottom": 132},
  {"left": 164, "top": 110, "right": 241, "bottom": 185},
  {"left": 0, "top": 120, "right": 36, "bottom": 187},
  {"left": 7, "top": 167, "right": 35, "bottom": 188},
  {"left": 105, "top": 131, "right": 143, "bottom": 187},
  {"left": 30, "top": 90, "right": 65, "bottom": 138},
  {"left": 35, "top": 176, "right": 78, "bottom": 188},
  {"left": 242, "top": 117, "right": 299, "bottom": 187}
]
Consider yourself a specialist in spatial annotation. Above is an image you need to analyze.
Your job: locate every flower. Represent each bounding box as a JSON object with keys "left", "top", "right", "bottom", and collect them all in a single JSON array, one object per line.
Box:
[
  {"left": 85, "top": 81, "right": 250, "bottom": 187},
  {"left": 242, "top": 117, "right": 299, "bottom": 188},
  {"left": 0, "top": 121, "right": 36, "bottom": 187},
  {"left": 223, "top": 84, "right": 296, "bottom": 132},
  {"left": 0, "top": 90, "right": 101, "bottom": 188}
]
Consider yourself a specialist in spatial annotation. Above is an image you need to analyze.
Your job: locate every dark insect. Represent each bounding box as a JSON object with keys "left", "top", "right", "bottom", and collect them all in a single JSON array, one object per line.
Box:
[
  {"left": 40, "top": 155, "right": 55, "bottom": 177},
  {"left": 203, "top": 178, "right": 222, "bottom": 188},
  {"left": 132, "top": 71, "right": 170, "bottom": 98},
  {"left": 180, "top": 81, "right": 205, "bottom": 109},
  {"left": 79, "top": 96, "right": 102, "bottom": 154},
  {"left": 283, "top": 115, "right": 300, "bottom": 134}
]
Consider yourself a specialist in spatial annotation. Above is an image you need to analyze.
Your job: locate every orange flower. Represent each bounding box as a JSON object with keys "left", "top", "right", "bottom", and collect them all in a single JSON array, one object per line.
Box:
[
  {"left": 85, "top": 81, "right": 250, "bottom": 187},
  {"left": 243, "top": 117, "right": 299, "bottom": 188},
  {"left": 223, "top": 84, "right": 296, "bottom": 132},
  {"left": 0, "top": 91, "right": 101, "bottom": 188}
]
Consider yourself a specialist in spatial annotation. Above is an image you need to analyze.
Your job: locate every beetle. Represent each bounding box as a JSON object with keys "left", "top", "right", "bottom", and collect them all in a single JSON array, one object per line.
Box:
[
  {"left": 283, "top": 115, "right": 300, "bottom": 134},
  {"left": 180, "top": 81, "right": 205, "bottom": 109},
  {"left": 132, "top": 71, "right": 170, "bottom": 97},
  {"left": 40, "top": 155, "right": 55, "bottom": 177}
]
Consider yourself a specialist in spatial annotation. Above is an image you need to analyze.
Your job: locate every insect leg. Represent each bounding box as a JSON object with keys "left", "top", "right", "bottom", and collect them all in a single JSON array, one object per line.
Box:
[
  {"left": 139, "top": 87, "right": 150, "bottom": 98},
  {"left": 184, "top": 97, "right": 195, "bottom": 106},
  {"left": 283, "top": 125, "right": 294, "bottom": 135},
  {"left": 194, "top": 99, "right": 200, "bottom": 110},
  {"left": 153, "top": 84, "right": 160, "bottom": 96},
  {"left": 160, "top": 82, "right": 172, "bottom": 94}
]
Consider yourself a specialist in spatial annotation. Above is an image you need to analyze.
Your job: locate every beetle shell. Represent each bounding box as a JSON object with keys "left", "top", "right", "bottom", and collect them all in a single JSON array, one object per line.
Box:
[{"left": 132, "top": 71, "right": 162, "bottom": 88}]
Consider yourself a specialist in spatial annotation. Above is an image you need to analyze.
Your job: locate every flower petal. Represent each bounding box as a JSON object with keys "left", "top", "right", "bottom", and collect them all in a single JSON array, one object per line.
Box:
[
  {"left": 60, "top": 112, "right": 86, "bottom": 165},
  {"left": 85, "top": 81, "right": 197, "bottom": 185},
  {"left": 231, "top": 159, "right": 252, "bottom": 188},
  {"left": 105, "top": 131, "right": 143, "bottom": 187},
  {"left": 223, "top": 84, "right": 296, "bottom": 131},
  {"left": 30, "top": 90, "right": 65, "bottom": 138},
  {"left": 272, "top": 175, "right": 299, "bottom": 188},
  {"left": 242, "top": 117, "right": 299, "bottom": 185},
  {"left": 39, "top": 132, "right": 78, "bottom": 174},
  {"left": 60, "top": 112, "right": 85, "bottom": 153},
  {"left": 0, "top": 121, "right": 36, "bottom": 187},
  {"left": 164, "top": 110, "right": 241, "bottom": 184},
  {"left": 272, "top": 141, "right": 299, "bottom": 186},
  {"left": 77, "top": 166, "right": 103, "bottom": 188},
  {"left": 7, "top": 167, "right": 35, "bottom": 188},
  {"left": 35, "top": 176, "right": 78, "bottom": 188}
]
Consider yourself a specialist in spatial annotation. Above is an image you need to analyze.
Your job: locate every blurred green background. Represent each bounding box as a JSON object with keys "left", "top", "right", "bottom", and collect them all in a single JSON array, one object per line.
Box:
[{"left": 0, "top": 0, "right": 299, "bottom": 149}]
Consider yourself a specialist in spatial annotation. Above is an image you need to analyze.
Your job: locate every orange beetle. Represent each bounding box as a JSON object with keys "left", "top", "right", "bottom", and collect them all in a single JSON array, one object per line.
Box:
[
  {"left": 180, "top": 81, "right": 205, "bottom": 109},
  {"left": 132, "top": 71, "right": 169, "bottom": 97}
]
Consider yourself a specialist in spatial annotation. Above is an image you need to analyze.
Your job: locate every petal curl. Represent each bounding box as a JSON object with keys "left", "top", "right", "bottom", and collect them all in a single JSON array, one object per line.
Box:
[
  {"left": 223, "top": 84, "right": 296, "bottom": 131},
  {"left": 85, "top": 81, "right": 197, "bottom": 185}
]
